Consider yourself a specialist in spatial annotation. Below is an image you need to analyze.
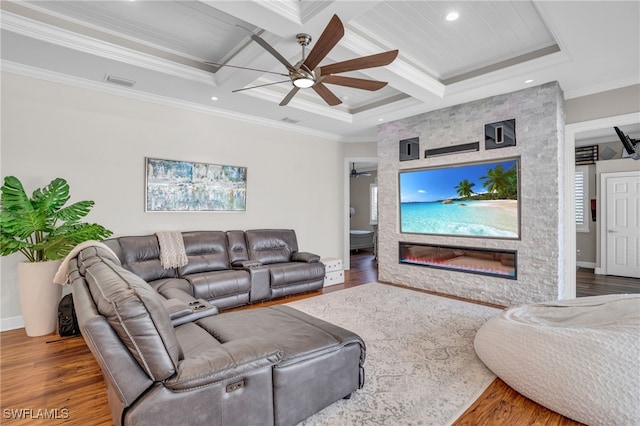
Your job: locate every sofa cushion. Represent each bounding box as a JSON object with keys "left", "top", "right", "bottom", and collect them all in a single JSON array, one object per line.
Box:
[
  {"left": 178, "top": 231, "right": 231, "bottom": 275},
  {"left": 245, "top": 229, "right": 299, "bottom": 265},
  {"left": 268, "top": 262, "right": 326, "bottom": 288},
  {"left": 185, "top": 269, "right": 251, "bottom": 300},
  {"left": 118, "top": 235, "right": 176, "bottom": 282},
  {"left": 77, "top": 246, "right": 181, "bottom": 382},
  {"left": 149, "top": 277, "right": 193, "bottom": 295}
]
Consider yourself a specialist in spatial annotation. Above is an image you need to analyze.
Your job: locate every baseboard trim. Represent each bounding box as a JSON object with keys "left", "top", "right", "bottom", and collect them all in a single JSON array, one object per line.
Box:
[
  {"left": 1, "top": 315, "right": 24, "bottom": 332},
  {"left": 594, "top": 267, "right": 604, "bottom": 275},
  {"left": 576, "top": 261, "right": 596, "bottom": 269}
]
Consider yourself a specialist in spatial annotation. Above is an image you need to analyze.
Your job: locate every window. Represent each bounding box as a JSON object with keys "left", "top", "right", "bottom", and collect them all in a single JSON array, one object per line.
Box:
[
  {"left": 369, "top": 183, "right": 378, "bottom": 225},
  {"left": 575, "top": 166, "right": 589, "bottom": 232}
]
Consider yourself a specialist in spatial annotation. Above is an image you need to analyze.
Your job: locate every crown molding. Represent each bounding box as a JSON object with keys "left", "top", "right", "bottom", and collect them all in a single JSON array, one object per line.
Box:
[
  {"left": 2, "top": 61, "right": 346, "bottom": 142},
  {"left": 1, "top": 10, "right": 216, "bottom": 87}
]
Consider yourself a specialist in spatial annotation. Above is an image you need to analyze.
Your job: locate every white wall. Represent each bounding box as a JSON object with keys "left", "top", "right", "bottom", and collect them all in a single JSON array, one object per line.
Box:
[
  {"left": 0, "top": 72, "right": 344, "bottom": 327},
  {"left": 565, "top": 84, "right": 640, "bottom": 124}
]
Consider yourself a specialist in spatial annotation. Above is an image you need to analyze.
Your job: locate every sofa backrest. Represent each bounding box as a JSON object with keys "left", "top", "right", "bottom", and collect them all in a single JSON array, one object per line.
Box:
[
  {"left": 75, "top": 246, "right": 182, "bottom": 382},
  {"left": 179, "top": 231, "right": 230, "bottom": 275},
  {"left": 245, "top": 229, "right": 299, "bottom": 265},
  {"left": 107, "top": 235, "right": 176, "bottom": 282},
  {"left": 226, "top": 230, "right": 249, "bottom": 263}
]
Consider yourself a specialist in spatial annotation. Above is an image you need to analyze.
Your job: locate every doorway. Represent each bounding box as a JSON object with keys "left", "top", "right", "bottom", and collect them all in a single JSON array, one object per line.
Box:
[
  {"left": 565, "top": 112, "right": 640, "bottom": 298},
  {"left": 343, "top": 157, "right": 378, "bottom": 271}
]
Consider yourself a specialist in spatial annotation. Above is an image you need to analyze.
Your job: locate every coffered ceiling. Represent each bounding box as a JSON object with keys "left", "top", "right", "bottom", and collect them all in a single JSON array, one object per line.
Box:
[{"left": 1, "top": 1, "right": 638, "bottom": 141}]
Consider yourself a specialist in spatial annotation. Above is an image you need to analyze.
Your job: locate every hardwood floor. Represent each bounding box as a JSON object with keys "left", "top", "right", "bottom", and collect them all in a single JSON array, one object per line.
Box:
[
  {"left": 0, "top": 252, "right": 634, "bottom": 425},
  {"left": 577, "top": 267, "right": 640, "bottom": 296}
]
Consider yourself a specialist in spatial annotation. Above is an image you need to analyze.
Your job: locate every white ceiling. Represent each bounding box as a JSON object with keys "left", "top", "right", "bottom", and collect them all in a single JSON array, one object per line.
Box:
[{"left": 1, "top": 1, "right": 638, "bottom": 143}]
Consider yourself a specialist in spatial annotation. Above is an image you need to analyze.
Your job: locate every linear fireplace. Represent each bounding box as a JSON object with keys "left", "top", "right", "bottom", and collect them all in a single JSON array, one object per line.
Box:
[{"left": 399, "top": 242, "right": 517, "bottom": 279}]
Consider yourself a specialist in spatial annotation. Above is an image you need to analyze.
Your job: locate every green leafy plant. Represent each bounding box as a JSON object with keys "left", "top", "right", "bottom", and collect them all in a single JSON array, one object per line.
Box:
[{"left": 0, "top": 176, "right": 113, "bottom": 262}]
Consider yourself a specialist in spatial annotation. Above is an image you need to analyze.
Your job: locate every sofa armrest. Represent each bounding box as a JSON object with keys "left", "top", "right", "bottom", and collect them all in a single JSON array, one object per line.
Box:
[
  {"left": 291, "top": 252, "right": 320, "bottom": 263},
  {"left": 166, "top": 337, "right": 283, "bottom": 391},
  {"left": 163, "top": 298, "right": 194, "bottom": 319},
  {"left": 232, "top": 259, "right": 263, "bottom": 269},
  {"left": 161, "top": 297, "right": 219, "bottom": 327}
]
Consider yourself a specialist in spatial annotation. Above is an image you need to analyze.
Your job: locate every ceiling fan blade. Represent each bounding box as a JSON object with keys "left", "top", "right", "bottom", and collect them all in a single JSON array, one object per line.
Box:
[
  {"left": 232, "top": 80, "right": 291, "bottom": 93},
  {"left": 204, "top": 61, "right": 289, "bottom": 77},
  {"left": 319, "top": 50, "right": 399, "bottom": 76},
  {"left": 236, "top": 25, "right": 296, "bottom": 71},
  {"left": 312, "top": 83, "right": 342, "bottom": 106},
  {"left": 302, "top": 14, "right": 344, "bottom": 71},
  {"left": 249, "top": 33, "right": 296, "bottom": 72},
  {"left": 279, "top": 87, "right": 300, "bottom": 106},
  {"left": 322, "top": 75, "right": 388, "bottom": 91}
]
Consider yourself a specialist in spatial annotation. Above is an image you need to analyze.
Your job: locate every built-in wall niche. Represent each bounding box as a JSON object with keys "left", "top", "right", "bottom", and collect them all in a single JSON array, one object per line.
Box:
[
  {"left": 399, "top": 137, "right": 420, "bottom": 161},
  {"left": 399, "top": 242, "right": 517, "bottom": 279}
]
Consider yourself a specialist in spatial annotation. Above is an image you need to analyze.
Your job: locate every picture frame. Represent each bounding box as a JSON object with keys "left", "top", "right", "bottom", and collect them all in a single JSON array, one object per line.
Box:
[{"left": 145, "top": 157, "right": 247, "bottom": 212}]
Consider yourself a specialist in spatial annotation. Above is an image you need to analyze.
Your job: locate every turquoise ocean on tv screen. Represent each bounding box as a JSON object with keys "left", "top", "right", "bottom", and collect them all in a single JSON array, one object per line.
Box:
[{"left": 400, "top": 200, "right": 518, "bottom": 238}]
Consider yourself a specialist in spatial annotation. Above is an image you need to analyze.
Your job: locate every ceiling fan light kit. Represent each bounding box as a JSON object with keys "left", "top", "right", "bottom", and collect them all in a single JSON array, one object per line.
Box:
[
  {"left": 291, "top": 68, "right": 316, "bottom": 88},
  {"left": 212, "top": 15, "right": 398, "bottom": 107}
]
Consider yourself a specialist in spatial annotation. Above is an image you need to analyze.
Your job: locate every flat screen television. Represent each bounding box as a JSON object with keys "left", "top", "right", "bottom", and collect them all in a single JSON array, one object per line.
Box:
[{"left": 399, "top": 158, "right": 520, "bottom": 239}]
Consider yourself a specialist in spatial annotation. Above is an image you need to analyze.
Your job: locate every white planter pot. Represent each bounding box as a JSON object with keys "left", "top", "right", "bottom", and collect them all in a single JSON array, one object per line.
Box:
[{"left": 18, "top": 260, "right": 63, "bottom": 337}]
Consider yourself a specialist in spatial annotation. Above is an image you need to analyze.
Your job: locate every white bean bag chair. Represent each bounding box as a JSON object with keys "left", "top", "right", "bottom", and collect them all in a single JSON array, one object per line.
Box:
[{"left": 474, "top": 294, "right": 640, "bottom": 426}]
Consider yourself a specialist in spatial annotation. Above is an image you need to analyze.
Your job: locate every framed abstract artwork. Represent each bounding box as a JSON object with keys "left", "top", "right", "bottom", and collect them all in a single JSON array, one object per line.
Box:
[{"left": 145, "top": 157, "right": 247, "bottom": 212}]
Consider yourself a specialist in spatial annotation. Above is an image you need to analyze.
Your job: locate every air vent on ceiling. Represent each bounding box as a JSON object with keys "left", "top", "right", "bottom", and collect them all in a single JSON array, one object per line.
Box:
[
  {"left": 105, "top": 74, "right": 136, "bottom": 87},
  {"left": 281, "top": 117, "right": 300, "bottom": 124}
]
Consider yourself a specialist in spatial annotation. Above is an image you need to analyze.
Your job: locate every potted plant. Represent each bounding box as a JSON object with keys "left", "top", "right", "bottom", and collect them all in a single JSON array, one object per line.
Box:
[{"left": 0, "top": 176, "right": 112, "bottom": 336}]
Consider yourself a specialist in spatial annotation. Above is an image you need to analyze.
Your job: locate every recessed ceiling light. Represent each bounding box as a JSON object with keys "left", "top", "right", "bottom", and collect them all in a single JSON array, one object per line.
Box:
[
  {"left": 378, "top": 118, "right": 384, "bottom": 122},
  {"left": 524, "top": 79, "right": 534, "bottom": 84},
  {"left": 446, "top": 11, "right": 459, "bottom": 21},
  {"left": 210, "top": 96, "right": 218, "bottom": 101}
]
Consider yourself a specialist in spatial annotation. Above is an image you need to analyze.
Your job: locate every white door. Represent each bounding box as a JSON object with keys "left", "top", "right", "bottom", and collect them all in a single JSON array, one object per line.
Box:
[{"left": 605, "top": 173, "right": 640, "bottom": 278}]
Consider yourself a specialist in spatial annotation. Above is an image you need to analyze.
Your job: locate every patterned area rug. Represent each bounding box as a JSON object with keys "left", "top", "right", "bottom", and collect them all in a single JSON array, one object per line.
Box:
[{"left": 285, "top": 282, "right": 501, "bottom": 426}]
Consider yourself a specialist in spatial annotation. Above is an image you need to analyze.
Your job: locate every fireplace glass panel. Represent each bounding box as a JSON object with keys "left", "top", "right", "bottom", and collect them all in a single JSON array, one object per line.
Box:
[{"left": 399, "top": 242, "right": 516, "bottom": 279}]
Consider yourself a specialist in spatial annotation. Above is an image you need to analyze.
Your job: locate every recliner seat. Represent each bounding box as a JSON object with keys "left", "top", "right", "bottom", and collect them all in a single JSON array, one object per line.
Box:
[{"left": 70, "top": 245, "right": 365, "bottom": 426}]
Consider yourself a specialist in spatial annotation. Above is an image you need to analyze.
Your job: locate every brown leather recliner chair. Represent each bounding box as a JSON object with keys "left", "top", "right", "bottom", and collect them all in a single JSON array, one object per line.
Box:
[{"left": 70, "top": 245, "right": 365, "bottom": 426}]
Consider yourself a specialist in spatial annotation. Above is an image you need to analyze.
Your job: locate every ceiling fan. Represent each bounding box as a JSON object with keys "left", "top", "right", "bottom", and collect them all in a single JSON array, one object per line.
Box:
[
  {"left": 206, "top": 15, "right": 398, "bottom": 107},
  {"left": 350, "top": 163, "right": 372, "bottom": 178}
]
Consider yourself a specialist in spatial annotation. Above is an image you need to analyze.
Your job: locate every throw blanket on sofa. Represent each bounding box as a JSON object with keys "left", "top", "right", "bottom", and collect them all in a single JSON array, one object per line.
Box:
[
  {"left": 156, "top": 231, "right": 188, "bottom": 269},
  {"left": 53, "top": 240, "right": 120, "bottom": 285}
]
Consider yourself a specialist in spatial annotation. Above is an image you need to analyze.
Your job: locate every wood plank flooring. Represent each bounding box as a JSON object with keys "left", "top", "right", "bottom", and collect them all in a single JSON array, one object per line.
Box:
[
  {"left": 577, "top": 267, "right": 640, "bottom": 296},
  {"left": 1, "top": 251, "right": 636, "bottom": 425}
]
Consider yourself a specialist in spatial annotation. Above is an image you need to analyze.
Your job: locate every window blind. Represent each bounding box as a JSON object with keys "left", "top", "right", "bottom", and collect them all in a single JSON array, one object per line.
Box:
[
  {"left": 369, "top": 184, "right": 378, "bottom": 225},
  {"left": 575, "top": 166, "right": 589, "bottom": 232}
]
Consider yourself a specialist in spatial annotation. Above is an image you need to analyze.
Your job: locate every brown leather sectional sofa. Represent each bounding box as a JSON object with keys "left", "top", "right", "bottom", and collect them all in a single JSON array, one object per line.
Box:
[
  {"left": 103, "top": 229, "right": 326, "bottom": 310},
  {"left": 69, "top": 234, "right": 365, "bottom": 426}
]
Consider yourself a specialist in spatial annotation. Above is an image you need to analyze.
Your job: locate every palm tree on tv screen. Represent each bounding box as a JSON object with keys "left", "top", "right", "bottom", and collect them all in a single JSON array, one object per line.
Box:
[
  {"left": 454, "top": 179, "right": 475, "bottom": 199},
  {"left": 480, "top": 165, "right": 517, "bottom": 199}
]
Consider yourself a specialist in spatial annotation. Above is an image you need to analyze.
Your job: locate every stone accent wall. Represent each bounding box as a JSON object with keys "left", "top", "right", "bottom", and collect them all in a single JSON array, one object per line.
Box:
[{"left": 377, "top": 82, "right": 566, "bottom": 306}]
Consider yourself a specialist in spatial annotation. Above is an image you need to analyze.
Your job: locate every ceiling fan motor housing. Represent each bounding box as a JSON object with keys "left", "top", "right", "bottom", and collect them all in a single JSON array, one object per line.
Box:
[{"left": 296, "top": 33, "right": 312, "bottom": 46}]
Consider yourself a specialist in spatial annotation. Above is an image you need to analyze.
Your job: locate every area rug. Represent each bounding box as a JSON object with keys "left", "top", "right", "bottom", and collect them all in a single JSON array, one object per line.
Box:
[{"left": 285, "top": 282, "right": 501, "bottom": 426}]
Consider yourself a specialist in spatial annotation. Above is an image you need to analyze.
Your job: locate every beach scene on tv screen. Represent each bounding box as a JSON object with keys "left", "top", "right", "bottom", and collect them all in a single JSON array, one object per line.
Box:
[{"left": 400, "top": 159, "right": 519, "bottom": 238}]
